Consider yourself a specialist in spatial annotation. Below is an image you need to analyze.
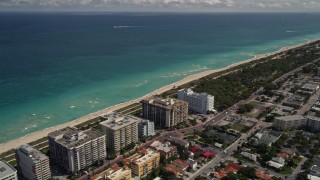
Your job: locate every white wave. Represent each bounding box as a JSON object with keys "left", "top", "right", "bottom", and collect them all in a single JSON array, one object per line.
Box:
[
  {"left": 32, "top": 113, "right": 36, "bottom": 116},
  {"left": 286, "top": 30, "right": 297, "bottom": 33},
  {"left": 88, "top": 100, "right": 100, "bottom": 104},
  {"left": 70, "top": 105, "right": 76, "bottom": 109},
  {"left": 113, "top": 25, "right": 148, "bottom": 29},
  {"left": 23, "top": 124, "right": 37, "bottom": 132},
  {"left": 239, "top": 52, "right": 256, "bottom": 57},
  {"left": 134, "top": 80, "right": 149, "bottom": 87},
  {"left": 161, "top": 65, "right": 208, "bottom": 78},
  {"left": 45, "top": 116, "right": 51, "bottom": 119}
]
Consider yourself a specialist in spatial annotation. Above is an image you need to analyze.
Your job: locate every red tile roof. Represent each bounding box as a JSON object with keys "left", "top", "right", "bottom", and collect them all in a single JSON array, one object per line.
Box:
[
  {"left": 202, "top": 151, "right": 216, "bottom": 158},
  {"left": 277, "top": 152, "right": 290, "bottom": 160},
  {"left": 190, "top": 146, "right": 202, "bottom": 153},
  {"left": 223, "top": 162, "right": 241, "bottom": 173},
  {"left": 256, "top": 170, "right": 273, "bottom": 180},
  {"left": 214, "top": 170, "right": 227, "bottom": 179},
  {"left": 164, "top": 166, "right": 179, "bottom": 175}
]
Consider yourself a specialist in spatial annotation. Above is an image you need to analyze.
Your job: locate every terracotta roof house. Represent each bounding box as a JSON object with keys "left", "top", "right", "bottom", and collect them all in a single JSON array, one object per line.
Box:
[
  {"left": 190, "top": 146, "right": 202, "bottom": 153},
  {"left": 256, "top": 170, "right": 273, "bottom": 180},
  {"left": 202, "top": 151, "right": 216, "bottom": 158},
  {"left": 214, "top": 170, "right": 227, "bottom": 179},
  {"left": 223, "top": 162, "right": 241, "bottom": 174},
  {"left": 277, "top": 152, "right": 290, "bottom": 160}
]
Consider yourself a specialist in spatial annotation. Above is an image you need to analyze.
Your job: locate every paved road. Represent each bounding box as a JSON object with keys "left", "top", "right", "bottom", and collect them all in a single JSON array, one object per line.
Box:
[
  {"left": 187, "top": 121, "right": 271, "bottom": 180},
  {"left": 297, "top": 89, "right": 320, "bottom": 115}
]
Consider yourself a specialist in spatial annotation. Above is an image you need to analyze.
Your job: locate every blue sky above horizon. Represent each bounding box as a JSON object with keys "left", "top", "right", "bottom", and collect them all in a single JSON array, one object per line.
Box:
[{"left": 0, "top": 0, "right": 320, "bottom": 12}]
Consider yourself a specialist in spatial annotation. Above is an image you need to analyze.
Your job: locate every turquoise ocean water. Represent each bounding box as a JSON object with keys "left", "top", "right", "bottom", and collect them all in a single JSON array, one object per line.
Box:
[{"left": 0, "top": 12, "right": 320, "bottom": 143}]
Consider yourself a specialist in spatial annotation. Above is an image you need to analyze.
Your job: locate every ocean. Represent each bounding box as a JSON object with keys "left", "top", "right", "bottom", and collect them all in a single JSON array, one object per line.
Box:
[{"left": 0, "top": 12, "right": 320, "bottom": 143}]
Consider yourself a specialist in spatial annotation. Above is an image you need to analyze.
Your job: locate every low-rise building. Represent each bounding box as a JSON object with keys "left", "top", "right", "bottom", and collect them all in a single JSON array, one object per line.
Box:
[
  {"left": 177, "top": 88, "right": 214, "bottom": 114},
  {"left": 273, "top": 115, "right": 307, "bottom": 131},
  {"left": 91, "top": 164, "right": 131, "bottom": 180},
  {"left": 149, "top": 141, "right": 177, "bottom": 159},
  {"left": 166, "top": 137, "right": 189, "bottom": 148},
  {"left": 164, "top": 159, "right": 189, "bottom": 176},
  {"left": 0, "top": 161, "right": 17, "bottom": 180},
  {"left": 252, "top": 130, "right": 282, "bottom": 146},
  {"left": 301, "top": 83, "right": 320, "bottom": 92},
  {"left": 188, "top": 159, "right": 197, "bottom": 170},
  {"left": 311, "top": 101, "right": 320, "bottom": 113},
  {"left": 240, "top": 152, "right": 257, "bottom": 162},
  {"left": 256, "top": 170, "right": 273, "bottom": 180},
  {"left": 307, "top": 116, "right": 320, "bottom": 132},
  {"left": 283, "top": 95, "right": 305, "bottom": 108},
  {"left": 124, "top": 149, "right": 160, "bottom": 178},
  {"left": 16, "top": 144, "right": 51, "bottom": 180},
  {"left": 308, "top": 165, "right": 320, "bottom": 180},
  {"left": 223, "top": 162, "right": 241, "bottom": 174},
  {"left": 267, "top": 157, "right": 285, "bottom": 169}
]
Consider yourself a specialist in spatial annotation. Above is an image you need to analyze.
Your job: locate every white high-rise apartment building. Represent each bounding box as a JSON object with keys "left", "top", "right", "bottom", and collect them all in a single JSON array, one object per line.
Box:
[
  {"left": 177, "top": 88, "right": 214, "bottom": 114},
  {"left": 16, "top": 144, "right": 51, "bottom": 180}
]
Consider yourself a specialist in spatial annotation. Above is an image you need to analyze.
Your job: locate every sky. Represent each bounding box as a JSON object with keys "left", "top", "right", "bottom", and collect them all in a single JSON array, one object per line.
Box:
[{"left": 0, "top": 0, "right": 320, "bottom": 12}]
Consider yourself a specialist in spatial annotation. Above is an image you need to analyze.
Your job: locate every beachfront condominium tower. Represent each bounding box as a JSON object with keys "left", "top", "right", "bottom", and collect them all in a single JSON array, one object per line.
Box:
[
  {"left": 15, "top": 144, "right": 51, "bottom": 180},
  {"left": 124, "top": 148, "right": 160, "bottom": 178},
  {"left": 48, "top": 127, "right": 106, "bottom": 173},
  {"left": 141, "top": 98, "right": 188, "bottom": 128},
  {"left": 100, "top": 112, "right": 139, "bottom": 153},
  {"left": 0, "top": 161, "right": 17, "bottom": 180},
  {"left": 177, "top": 88, "right": 214, "bottom": 114}
]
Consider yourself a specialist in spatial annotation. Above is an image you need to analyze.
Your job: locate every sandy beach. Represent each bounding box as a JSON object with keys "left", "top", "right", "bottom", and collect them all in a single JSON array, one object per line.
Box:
[{"left": 0, "top": 39, "right": 318, "bottom": 154}]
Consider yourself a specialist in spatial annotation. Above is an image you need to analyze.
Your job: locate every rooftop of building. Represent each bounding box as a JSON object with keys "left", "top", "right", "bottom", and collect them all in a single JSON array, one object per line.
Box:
[
  {"left": 91, "top": 164, "right": 130, "bottom": 180},
  {"left": 164, "top": 159, "right": 189, "bottom": 175},
  {"left": 302, "top": 83, "right": 320, "bottom": 90},
  {"left": 254, "top": 130, "right": 282, "bottom": 146},
  {"left": 255, "top": 170, "right": 273, "bottom": 180},
  {"left": 105, "top": 165, "right": 130, "bottom": 179},
  {"left": 100, "top": 112, "right": 140, "bottom": 130},
  {"left": 141, "top": 98, "right": 187, "bottom": 109},
  {"left": 223, "top": 162, "right": 241, "bottom": 174},
  {"left": 17, "top": 144, "right": 48, "bottom": 162},
  {"left": 149, "top": 141, "right": 176, "bottom": 153},
  {"left": 166, "top": 137, "right": 189, "bottom": 147},
  {"left": 311, "top": 165, "right": 320, "bottom": 175},
  {"left": 0, "top": 161, "right": 16, "bottom": 178},
  {"left": 125, "top": 148, "right": 159, "bottom": 166},
  {"left": 275, "top": 115, "right": 306, "bottom": 121},
  {"left": 178, "top": 88, "right": 213, "bottom": 97},
  {"left": 48, "top": 127, "right": 104, "bottom": 149},
  {"left": 307, "top": 116, "right": 320, "bottom": 122}
]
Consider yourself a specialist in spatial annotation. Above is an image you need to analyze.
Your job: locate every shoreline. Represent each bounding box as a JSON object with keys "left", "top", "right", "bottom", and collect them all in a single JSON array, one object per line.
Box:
[{"left": 0, "top": 38, "right": 318, "bottom": 154}]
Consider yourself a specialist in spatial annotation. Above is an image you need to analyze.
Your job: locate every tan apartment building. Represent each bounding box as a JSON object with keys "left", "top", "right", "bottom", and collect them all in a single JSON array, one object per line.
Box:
[
  {"left": 124, "top": 149, "right": 160, "bottom": 178},
  {"left": 48, "top": 127, "right": 106, "bottom": 173},
  {"left": 91, "top": 164, "right": 131, "bottom": 180},
  {"left": 141, "top": 98, "right": 188, "bottom": 128},
  {"left": 100, "top": 112, "right": 139, "bottom": 152}
]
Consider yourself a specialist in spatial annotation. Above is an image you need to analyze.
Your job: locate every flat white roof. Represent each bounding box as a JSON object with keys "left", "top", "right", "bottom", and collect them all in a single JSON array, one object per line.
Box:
[{"left": 0, "top": 161, "right": 16, "bottom": 178}]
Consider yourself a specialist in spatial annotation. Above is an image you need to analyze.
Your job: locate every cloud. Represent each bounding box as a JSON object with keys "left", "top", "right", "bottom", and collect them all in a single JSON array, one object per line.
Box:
[{"left": 0, "top": 0, "right": 319, "bottom": 10}]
